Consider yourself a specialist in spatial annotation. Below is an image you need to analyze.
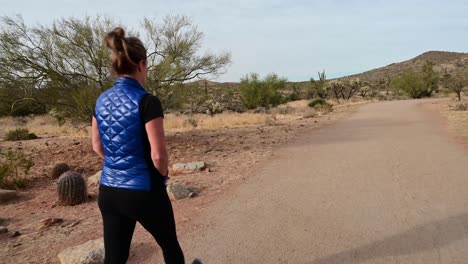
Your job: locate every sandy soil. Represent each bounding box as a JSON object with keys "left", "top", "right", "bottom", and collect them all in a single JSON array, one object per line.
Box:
[
  {"left": 0, "top": 102, "right": 363, "bottom": 263},
  {"left": 421, "top": 98, "right": 468, "bottom": 149}
]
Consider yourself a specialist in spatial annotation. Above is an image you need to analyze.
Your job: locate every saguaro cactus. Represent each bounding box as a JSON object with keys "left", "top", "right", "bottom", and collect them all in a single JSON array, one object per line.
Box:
[{"left": 57, "top": 171, "right": 87, "bottom": 206}]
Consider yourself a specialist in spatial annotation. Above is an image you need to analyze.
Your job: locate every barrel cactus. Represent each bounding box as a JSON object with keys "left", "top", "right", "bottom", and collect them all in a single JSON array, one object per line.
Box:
[
  {"left": 57, "top": 171, "right": 87, "bottom": 206},
  {"left": 51, "top": 162, "right": 70, "bottom": 179}
]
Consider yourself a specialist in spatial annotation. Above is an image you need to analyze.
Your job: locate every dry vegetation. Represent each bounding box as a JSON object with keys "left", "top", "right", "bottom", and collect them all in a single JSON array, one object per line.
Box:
[
  {"left": 0, "top": 115, "right": 90, "bottom": 139},
  {"left": 0, "top": 99, "right": 340, "bottom": 137}
]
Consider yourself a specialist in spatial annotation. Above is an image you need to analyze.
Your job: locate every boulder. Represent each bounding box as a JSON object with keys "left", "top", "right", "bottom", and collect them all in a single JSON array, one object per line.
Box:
[
  {"left": 88, "top": 171, "right": 101, "bottom": 186},
  {"left": 172, "top": 162, "right": 206, "bottom": 173},
  {"left": 167, "top": 184, "right": 194, "bottom": 200},
  {"left": 0, "top": 189, "right": 17, "bottom": 204},
  {"left": 57, "top": 238, "right": 104, "bottom": 264}
]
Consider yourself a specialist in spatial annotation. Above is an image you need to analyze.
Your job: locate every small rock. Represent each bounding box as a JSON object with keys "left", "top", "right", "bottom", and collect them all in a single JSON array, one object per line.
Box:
[
  {"left": 172, "top": 162, "right": 206, "bottom": 173},
  {"left": 41, "top": 218, "right": 64, "bottom": 229},
  {"left": 167, "top": 184, "right": 194, "bottom": 200},
  {"left": 10, "top": 231, "right": 21, "bottom": 238},
  {"left": 0, "top": 189, "right": 17, "bottom": 204},
  {"left": 57, "top": 238, "right": 104, "bottom": 264},
  {"left": 88, "top": 171, "right": 102, "bottom": 186},
  {"left": 0, "top": 226, "right": 8, "bottom": 234}
]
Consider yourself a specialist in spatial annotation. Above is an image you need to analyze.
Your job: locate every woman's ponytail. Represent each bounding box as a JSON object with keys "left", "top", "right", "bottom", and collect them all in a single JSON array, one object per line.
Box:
[{"left": 104, "top": 27, "right": 146, "bottom": 75}]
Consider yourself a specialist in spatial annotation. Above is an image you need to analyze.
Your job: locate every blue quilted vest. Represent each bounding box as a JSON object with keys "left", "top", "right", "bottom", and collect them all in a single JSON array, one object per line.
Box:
[{"left": 95, "top": 77, "right": 151, "bottom": 191}]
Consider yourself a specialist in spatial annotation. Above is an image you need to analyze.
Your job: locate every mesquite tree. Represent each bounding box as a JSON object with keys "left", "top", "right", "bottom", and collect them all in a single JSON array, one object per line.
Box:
[{"left": 443, "top": 73, "right": 467, "bottom": 101}]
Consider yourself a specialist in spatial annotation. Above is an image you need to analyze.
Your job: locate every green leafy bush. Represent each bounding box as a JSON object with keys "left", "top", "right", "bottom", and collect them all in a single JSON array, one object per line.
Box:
[
  {"left": 391, "top": 62, "right": 439, "bottom": 99},
  {"left": 308, "top": 99, "right": 333, "bottom": 114},
  {"left": 0, "top": 150, "right": 34, "bottom": 189},
  {"left": 308, "top": 98, "right": 327, "bottom": 108},
  {"left": 240, "top": 73, "right": 287, "bottom": 109},
  {"left": 5, "top": 128, "right": 38, "bottom": 141}
]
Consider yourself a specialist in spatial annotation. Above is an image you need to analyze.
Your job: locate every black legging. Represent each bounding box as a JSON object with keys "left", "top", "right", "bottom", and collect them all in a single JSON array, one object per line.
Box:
[{"left": 98, "top": 185, "right": 185, "bottom": 264}]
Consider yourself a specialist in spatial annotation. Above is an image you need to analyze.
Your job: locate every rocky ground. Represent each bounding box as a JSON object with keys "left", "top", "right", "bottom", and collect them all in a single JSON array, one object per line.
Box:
[
  {"left": 0, "top": 102, "right": 364, "bottom": 263},
  {"left": 421, "top": 97, "right": 468, "bottom": 149}
]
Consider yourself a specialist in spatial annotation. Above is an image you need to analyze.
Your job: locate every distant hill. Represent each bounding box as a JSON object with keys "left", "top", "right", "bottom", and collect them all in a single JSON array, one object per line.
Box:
[
  {"left": 190, "top": 51, "right": 468, "bottom": 87},
  {"left": 344, "top": 51, "right": 468, "bottom": 81}
]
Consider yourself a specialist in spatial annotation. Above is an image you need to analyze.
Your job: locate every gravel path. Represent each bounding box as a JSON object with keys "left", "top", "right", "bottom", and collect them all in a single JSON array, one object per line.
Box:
[{"left": 179, "top": 100, "right": 468, "bottom": 264}]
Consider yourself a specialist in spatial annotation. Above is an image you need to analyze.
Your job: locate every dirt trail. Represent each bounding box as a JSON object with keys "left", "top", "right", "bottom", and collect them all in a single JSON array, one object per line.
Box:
[{"left": 174, "top": 100, "right": 468, "bottom": 264}]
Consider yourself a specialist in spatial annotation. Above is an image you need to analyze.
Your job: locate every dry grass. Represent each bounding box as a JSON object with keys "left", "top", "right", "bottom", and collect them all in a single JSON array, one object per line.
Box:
[
  {"left": 0, "top": 115, "right": 91, "bottom": 139},
  {"left": 164, "top": 113, "right": 271, "bottom": 131},
  {"left": 0, "top": 99, "right": 368, "bottom": 138}
]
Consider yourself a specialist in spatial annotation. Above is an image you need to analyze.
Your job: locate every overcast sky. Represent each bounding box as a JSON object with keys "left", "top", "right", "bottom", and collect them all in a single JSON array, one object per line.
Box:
[{"left": 2, "top": 0, "right": 468, "bottom": 82}]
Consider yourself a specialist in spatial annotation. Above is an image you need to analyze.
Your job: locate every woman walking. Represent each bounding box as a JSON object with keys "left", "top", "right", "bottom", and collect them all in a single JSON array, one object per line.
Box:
[{"left": 92, "top": 27, "right": 185, "bottom": 264}]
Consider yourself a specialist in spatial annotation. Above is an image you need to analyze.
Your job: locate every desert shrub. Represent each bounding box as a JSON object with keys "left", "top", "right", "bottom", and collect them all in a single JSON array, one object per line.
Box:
[
  {"left": 0, "top": 150, "right": 34, "bottom": 189},
  {"left": 253, "top": 107, "right": 269, "bottom": 114},
  {"left": 391, "top": 63, "right": 439, "bottom": 99},
  {"left": 49, "top": 86, "right": 101, "bottom": 124},
  {"left": 308, "top": 98, "right": 327, "bottom": 108},
  {"left": 391, "top": 71, "right": 427, "bottom": 99},
  {"left": 270, "top": 106, "right": 295, "bottom": 115},
  {"left": 308, "top": 99, "right": 333, "bottom": 113},
  {"left": 9, "top": 99, "right": 47, "bottom": 117},
  {"left": 265, "top": 115, "right": 277, "bottom": 126},
  {"left": 181, "top": 83, "right": 244, "bottom": 115},
  {"left": 287, "top": 84, "right": 302, "bottom": 101},
  {"left": 0, "top": 83, "right": 47, "bottom": 117},
  {"left": 359, "top": 84, "right": 379, "bottom": 98},
  {"left": 376, "top": 93, "right": 388, "bottom": 101},
  {"left": 5, "top": 128, "right": 38, "bottom": 141},
  {"left": 316, "top": 103, "right": 333, "bottom": 114},
  {"left": 302, "top": 109, "right": 317, "bottom": 119},
  {"left": 184, "top": 118, "right": 198, "bottom": 128},
  {"left": 240, "top": 73, "right": 287, "bottom": 109},
  {"left": 454, "top": 102, "right": 468, "bottom": 111},
  {"left": 443, "top": 73, "right": 467, "bottom": 101}
]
